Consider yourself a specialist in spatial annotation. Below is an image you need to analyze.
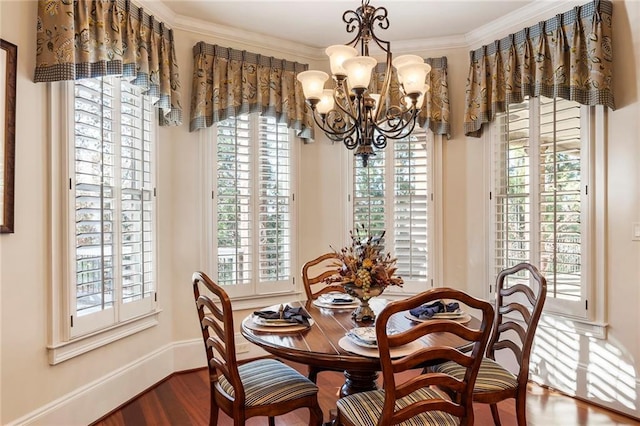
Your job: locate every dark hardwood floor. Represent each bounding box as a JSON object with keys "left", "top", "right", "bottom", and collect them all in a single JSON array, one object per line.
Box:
[{"left": 93, "top": 360, "right": 639, "bottom": 425}]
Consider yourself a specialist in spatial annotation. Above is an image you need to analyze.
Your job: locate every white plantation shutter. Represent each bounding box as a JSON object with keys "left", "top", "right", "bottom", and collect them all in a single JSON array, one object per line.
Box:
[
  {"left": 258, "top": 118, "right": 291, "bottom": 281},
  {"left": 353, "top": 150, "right": 386, "bottom": 236},
  {"left": 214, "top": 114, "right": 293, "bottom": 296},
  {"left": 216, "top": 115, "right": 253, "bottom": 286},
  {"left": 492, "top": 96, "right": 586, "bottom": 315},
  {"left": 539, "top": 97, "right": 583, "bottom": 302},
  {"left": 353, "top": 131, "right": 432, "bottom": 293},
  {"left": 393, "top": 133, "right": 429, "bottom": 282},
  {"left": 72, "top": 77, "right": 156, "bottom": 336}
]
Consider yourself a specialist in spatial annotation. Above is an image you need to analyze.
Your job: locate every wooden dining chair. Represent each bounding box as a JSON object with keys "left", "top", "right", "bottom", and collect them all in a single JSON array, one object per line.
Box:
[
  {"left": 336, "top": 287, "right": 494, "bottom": 426},
  {"left": 301, "top": 252, "right": 345, "bottom": 300},
  {"left": 301, "top": 252, "right": 348, "bottom": 383},
  {"left": 192, "top": 271, "right": 324, "bottom": 426},
  {"left": 430, "top": 263, "right": 547, "bottom": 425}
]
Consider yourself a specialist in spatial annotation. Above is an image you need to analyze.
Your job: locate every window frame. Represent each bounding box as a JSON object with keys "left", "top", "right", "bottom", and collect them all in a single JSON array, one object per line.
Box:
[
  {"left": 345, "top": 130, "right": 443, "bottom": 296},
  {"left": 487, "top": 98, "right": 607, "bottom": 323},
  {"left": 47, "top": 80, "right": 160, "bottom": 365},
  {"left": 202, "top": 113, "right": 299, "bottom": 300}
]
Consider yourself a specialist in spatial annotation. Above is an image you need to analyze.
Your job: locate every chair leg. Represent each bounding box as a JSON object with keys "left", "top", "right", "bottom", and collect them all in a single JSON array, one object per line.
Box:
[
  {"left": 209, "top": 388, "right": 219, "bottom": 426},
  {"left": 209, "top": 406, "right": 218, "bottom": 426},
  {"left": 309, "top": 403, "right": 324, "bottom": 426},
  {"left": 516, "top": 393, "right": 528, "bottom": 426},
  {"left": 490, "top": 403, "right": 502, "bottom": 426},
  {"left": 269, "top": 416, "right": 276, "bottom": 426},
  {"left": 308, "top": 366, "right": 319, "bottom": 383}
]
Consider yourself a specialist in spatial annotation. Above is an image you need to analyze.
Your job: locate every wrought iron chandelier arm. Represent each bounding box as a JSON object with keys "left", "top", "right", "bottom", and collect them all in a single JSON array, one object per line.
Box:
[
  {"left": 371, "top": 105, "right": 420, "bottom": 140},
  {"left": 310, "top": 108, "right": 357, "bottom": 140}
]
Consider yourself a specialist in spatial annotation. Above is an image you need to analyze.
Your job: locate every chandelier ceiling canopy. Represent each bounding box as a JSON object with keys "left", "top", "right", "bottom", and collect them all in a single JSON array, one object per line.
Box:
[{"left": 297, "top": 0, "right": 431, "bottom": 166}]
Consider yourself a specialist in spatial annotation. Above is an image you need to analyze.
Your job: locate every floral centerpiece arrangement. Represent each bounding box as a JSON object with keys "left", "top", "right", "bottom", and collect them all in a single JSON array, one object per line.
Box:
[{"left": 325, "top": 225, "right": 403, "bottom": 320}]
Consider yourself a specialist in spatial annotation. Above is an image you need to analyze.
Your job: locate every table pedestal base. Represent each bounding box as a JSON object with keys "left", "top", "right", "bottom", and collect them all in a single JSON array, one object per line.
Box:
[{"left": 340, "top": 369, "right": 379, "bottom": 397}]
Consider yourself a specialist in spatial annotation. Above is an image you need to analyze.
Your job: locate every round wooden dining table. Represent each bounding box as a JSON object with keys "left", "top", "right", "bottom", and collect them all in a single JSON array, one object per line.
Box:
[{"left": 240, "top": 297, "right": 476, "bottom": 397}]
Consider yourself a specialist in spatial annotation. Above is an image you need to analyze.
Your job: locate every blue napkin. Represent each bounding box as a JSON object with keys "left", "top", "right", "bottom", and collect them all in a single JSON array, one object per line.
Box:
[
  {"left": 409, "top": 301, "right": 460, "bottom": 319},
  {"left": 253, "top": 305, "right": 311, "bottom": 326}
]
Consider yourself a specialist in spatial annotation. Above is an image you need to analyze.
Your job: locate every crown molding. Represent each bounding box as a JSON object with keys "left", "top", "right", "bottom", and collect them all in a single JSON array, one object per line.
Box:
[
  {"left": 135, "top": 0, "right": 587, "bottom": 60},
  {"left": 392, "top": 35, "right": 470, "bottom": 53},
  {"left": 135, "top": 0, "right": 323, "bottom": 61},
  {"left": 135, "top": 0, "right": 177, "bottom": 25},
  {"left": 464, "top": 0, "right": 586, "bottom": 49},
  {"left": 171, "top": 14, "right": 324, "bottom": 61}
]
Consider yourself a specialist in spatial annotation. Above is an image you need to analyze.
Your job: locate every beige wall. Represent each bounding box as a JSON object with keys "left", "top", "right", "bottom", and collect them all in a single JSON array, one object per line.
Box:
[{"left": 1, "top": 0, "right": 639, "bottom": 423}]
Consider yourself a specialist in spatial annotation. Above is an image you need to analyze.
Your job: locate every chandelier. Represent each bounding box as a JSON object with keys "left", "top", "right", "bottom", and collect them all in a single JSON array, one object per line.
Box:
[{"left": 297, "top": 0, "right": 431, "bottom": 166}]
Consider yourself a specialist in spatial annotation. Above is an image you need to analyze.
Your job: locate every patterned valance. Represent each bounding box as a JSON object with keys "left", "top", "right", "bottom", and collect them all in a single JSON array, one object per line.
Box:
[
  {"left": 464, "top": 0, "right": 614, "bottom": 137},
  {"left": 370, "top": 56, "right": 451, "bottom": 138},
  {"left": 34, "top": 0, "right": 182, "bottom": 126},
  {"left": 189, "top": 42, "right": 313, "bottom": 139}
]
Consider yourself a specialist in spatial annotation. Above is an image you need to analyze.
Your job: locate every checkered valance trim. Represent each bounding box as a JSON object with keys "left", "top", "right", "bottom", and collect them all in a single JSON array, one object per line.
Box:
[
  {"left": 464, "top": 0, "right": 614, "bottom": 137},
  {"left": 34, "top": 0, "right": 182, "bottom": 127},
  {"left": 189, "top": 42, "right": 313, "bottom": 139}
]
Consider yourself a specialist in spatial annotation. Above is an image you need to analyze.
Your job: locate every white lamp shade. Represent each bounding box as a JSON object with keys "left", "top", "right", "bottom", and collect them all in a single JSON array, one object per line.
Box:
[
  {"left": 392, "top": 54, "right": 424, "bottom": 69},
  {"left": 297, "top": 70, "right": 329, "bottom": 100},
  {"left": 316, "top": 89, "right": 336, "bottom": 114},
  {"left": 325, "top": 45, "right": 358, "bottom": 77},
  {"left": 393, "top": 55, "right": 425, "bottom": 84},
  {"left": 397, "top": 62, "right": 431, "bottom": 95},
  {"left": 342, "top": 56, "right": 378, "bottom": 90}
]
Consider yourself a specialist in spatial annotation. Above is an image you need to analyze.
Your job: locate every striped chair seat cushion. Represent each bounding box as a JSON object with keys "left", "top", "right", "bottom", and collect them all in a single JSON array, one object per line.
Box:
[
  {"left": 337, "top": 387, "right": 460, "bottom": 426},
  {"left": 216, "top": 358, "right": 318, "bottom": 406},
  {"left": 432, "top": 357, "right": 518, "bottom": 393}
]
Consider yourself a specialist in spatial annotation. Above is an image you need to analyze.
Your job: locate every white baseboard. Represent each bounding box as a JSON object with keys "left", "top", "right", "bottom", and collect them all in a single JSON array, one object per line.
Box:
[{"left": 6, "top": 338, "right": 267, "bottom": 426}]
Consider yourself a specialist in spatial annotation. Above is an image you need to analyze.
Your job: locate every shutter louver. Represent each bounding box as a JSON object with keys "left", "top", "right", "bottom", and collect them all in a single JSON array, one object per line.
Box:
[
  {"left": 394, "top": 133, "right": 429, "bottom": 281},
  {"left": 258, "top": 117, "right": 291, "bottom": 281},
  {"left": 73, "top": 77, "right": 155, "bottom": 318},
  {"left": 353, "top": 131, "right": 431, "bottom": 288},
  {"left": 119, "top": 80, "right": 154, "bottom": 304},
  {"left": 74, "top": 78, "right": 115, "bottom": 315},
  {"left": 494, "top": 96, "right": 582, "bottom": 301},
  {"left": 539, "top": 97, "right": 582, "bottom": 301},
  {"left": 217, "top": 115, "right": 253, "bottom": 285},
  {"left": 354, "top": 150, "right": 386, "bottom": 236},
  {"left": 494, "top": 99, "right": 531, "bottom": 280}
]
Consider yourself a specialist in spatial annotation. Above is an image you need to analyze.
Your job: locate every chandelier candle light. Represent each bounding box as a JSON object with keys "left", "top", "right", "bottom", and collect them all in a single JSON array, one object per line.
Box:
[{"left": 297, "top": 0, "right": 431, "bottom": 167}]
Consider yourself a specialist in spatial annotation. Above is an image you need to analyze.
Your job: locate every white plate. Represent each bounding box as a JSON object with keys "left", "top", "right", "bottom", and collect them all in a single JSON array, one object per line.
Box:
[
  {"left": 346, "top": 332, "right": 378, "bottom": 348},
  {"left": 338, "top": 336, "right": 425, "bottom": 358},
  {"left": 312, "top": 299, "right": 360, "bottom": 309},
  {"left": 243, "top": 317, "right": 315, "bottom": 333},
  {"left": 349, "top": 326, "right": 377, "bottom": 344},
  {"left": 318, "top": 293, "right": 355, "bottom": 304},
  {"left": 404, "top": 312, "right": 472, "bottom": 324},
  {"left": 251, "top": 315, "right": 310, "bottom": 327}
]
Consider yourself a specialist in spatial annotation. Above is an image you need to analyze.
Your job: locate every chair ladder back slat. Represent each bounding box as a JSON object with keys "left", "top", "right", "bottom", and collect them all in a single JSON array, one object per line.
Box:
[
  {"left": 372, "top": 287, "right": 494, "bottom": 426},
  {"left": 192, "top": 271, "right": 323, "bottom": 425},
  {"left": 301, "top": 252, "right": 343, "bottom": 300},
  {"left": 480, "top": 262, "right": 547, "bottom": 426},
  {"left": 499, "top": 302, "right": 532, "bottom": 324}
]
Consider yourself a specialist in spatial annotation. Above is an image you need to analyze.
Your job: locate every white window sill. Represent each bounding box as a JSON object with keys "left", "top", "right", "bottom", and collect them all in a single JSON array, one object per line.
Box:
[
  {"left": 47, "top": 310, "right": 161, "bottom": 365},
  {"left": 539, "top": 312, "right": 608, "bottom": 339}
]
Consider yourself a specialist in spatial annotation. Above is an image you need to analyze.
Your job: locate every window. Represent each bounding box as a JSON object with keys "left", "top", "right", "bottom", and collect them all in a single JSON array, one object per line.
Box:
[
  {"left": 208, "top": 113, "right": 295, "bottom": 298},
  {"left": 70, "top": 77, "right": 157, "bottom": 337},
  {"left": 352, "top": 131, "right": 436, "bottom": 294},
  {"left": 490, "top": 96, "right": 596, "bottom": 317}
]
